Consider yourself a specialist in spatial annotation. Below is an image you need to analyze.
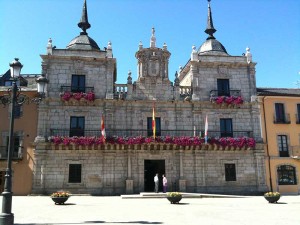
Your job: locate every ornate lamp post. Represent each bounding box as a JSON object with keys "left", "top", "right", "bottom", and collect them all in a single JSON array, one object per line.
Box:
[{"left": 0, "top": 58, "right": 48, "bottom": 225}]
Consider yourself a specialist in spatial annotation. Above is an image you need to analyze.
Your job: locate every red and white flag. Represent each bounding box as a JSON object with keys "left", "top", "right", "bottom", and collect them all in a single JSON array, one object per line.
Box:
[
  {"left": 152, "top": 103, "right": 156, "bottom": 139},
  {"left": 204, "top": 115, "right": 208, "bottom": 144},
  {"left": 101, "top": 114, "right": 106, "bottom": 140}
]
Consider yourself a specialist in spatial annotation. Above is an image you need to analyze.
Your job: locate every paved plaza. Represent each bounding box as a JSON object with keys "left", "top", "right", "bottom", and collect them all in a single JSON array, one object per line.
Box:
[{"left": 2, "top": 194, "right": 300, "bottom": 225}]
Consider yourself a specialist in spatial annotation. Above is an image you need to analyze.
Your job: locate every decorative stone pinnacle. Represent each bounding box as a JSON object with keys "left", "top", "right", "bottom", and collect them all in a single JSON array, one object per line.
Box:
[
  {"left": 150, "top": 27, "right": 156, "bottom": 48},
  {"left": 78, "top": 0, "right": 91, "bottom": 35},
  {"left": 205, "top": 0, "right": 216, "bottom": 40}
]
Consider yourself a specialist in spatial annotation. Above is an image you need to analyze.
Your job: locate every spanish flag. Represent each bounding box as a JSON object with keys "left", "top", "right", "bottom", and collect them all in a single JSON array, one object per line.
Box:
[
  {"left": 152, "top": 103, "right": 156, "bottom": 139},
  {"left": 101, "top": 114, "right": 106, "bottom": 141}
]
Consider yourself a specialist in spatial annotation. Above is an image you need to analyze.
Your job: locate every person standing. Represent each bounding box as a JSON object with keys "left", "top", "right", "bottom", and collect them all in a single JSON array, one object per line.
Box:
[
  {"left": 154, "top": 173, "right": 159, "bottom": 193},
  {"left": 162, "top": 174, "right": 168, "bottom": 193}
]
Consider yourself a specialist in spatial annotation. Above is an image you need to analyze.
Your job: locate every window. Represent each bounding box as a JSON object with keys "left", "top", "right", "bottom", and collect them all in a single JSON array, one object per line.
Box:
[
  {"left": 4, "top": 81, "right": 12, "bottom": 86},
  {"left": 71, "top": 75, "right": 85, "bottom": 92},
  {"left": 147, "top": 117, "right": 161, "bottom": 137},
  {"left": 225, "top": 164, "right": 236, "bottom": 181},
  {"left": 70, "top": 117, "right": 85, "bottom": 137},
  {"left": 277, "top": 165, "right": 297, "bottom": 185},
  {"left": 68, "top": 164, "right": 82, "bottom": 183},
  {"left": 274, "top": 103, "right": 289, "bottom": 123},
  {"left": 8, "top": 104, "right": 22, "bottom": 119},
  {"left": 296, "top": 104, "right": 300, "bottom": 124},
  {"left": 220, "top": 119, "right": 233, "bottom": 137},
  {"left": 217, "top": 79, "right": 230, "bottom": 96},
  {"left": 277, "top": 135, "right": 289, "bottom": 157},
  {"left": 5, "top": 136, "right": 20, "bottom": 158}
]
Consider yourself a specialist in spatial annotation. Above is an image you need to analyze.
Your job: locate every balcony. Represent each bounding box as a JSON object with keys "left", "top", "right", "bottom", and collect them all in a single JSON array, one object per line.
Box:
[
  {"left": 60, "top": 85, "right": 94, "bottom": 93},
  {"left": 114, "top": 84, "right": 127, "bottom": 100},
  {"left": 273, "top": 113, "right": 291, "bottom": 124},
  {"left": 210, "top": 89, "right": 241, "bottom": 97},
  {"left": 179, "top": 86, "right": 192, "bottom": 99},
  {"left": 50, "top": 128, "right": 253, "bottom": 138},
  {"left": 291, "top": 146, "right": 300, "bottom": 159},
  {"left": 0, "top": 146, "right": 23, "bottom": 160}
]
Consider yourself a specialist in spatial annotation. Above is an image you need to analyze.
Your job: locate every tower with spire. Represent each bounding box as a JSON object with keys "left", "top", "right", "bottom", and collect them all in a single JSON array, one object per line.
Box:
[{"left": 134, "top": 28, "right": 172, "bottom": 100}]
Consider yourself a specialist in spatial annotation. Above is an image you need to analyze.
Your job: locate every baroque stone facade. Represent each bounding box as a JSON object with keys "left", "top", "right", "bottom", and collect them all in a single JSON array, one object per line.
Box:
[{"left": 32, "top": 0, "right": 267, "bottom": 195}]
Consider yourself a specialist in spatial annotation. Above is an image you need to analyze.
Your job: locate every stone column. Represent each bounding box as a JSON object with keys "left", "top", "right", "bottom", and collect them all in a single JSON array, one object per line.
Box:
[
  {"left": 191, "top": 63, "right": 199, "bottom": 101},
  {"left": 31, "top": 142, "right": 48, "bottom": 194},
  {"left": 126, "top": 150, "right": 133, "bottom": 194},
  {"left": 254, "top": 143, "right": 268, "bottom": 192},
  {"left": 179, "top": 150, "right": 186, "bottom": 192}
]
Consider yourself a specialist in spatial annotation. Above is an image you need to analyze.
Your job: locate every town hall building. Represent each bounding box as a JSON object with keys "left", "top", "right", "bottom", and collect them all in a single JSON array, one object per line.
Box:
[{"left": 32, "top": 0, "right": 267, "bottom": 195}]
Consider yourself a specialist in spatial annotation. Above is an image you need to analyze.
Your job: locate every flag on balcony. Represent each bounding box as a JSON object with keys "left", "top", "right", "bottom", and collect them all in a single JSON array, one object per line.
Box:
[
  {"left": 152, "top": 103, "right": 156, "bottom": 139},
  {"left": 204, "top": 115, "right": 208, "bottom": 144},
  {"left": 101, "top": 114, "right": 106, "bottom": 141}
]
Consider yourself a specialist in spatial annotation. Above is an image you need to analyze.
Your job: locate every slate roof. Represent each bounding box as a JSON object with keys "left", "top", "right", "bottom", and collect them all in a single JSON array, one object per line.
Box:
[{"left": 257, "top": 88, "right": 300, "bottom": 97}]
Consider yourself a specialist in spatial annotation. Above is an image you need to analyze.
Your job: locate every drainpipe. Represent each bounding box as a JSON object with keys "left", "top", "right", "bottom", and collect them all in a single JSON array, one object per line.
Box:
[{"left": 262, "top": 96, "right": 273, "bottom": 192}]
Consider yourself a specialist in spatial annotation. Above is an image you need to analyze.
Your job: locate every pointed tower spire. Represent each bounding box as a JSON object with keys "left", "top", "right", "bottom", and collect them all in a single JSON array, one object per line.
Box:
[
  {"left": 78, "top": 0, "right": 91, "bottom": 35},
  {"left": 205, "top": 0, "right": 216, "bottom": 40}
]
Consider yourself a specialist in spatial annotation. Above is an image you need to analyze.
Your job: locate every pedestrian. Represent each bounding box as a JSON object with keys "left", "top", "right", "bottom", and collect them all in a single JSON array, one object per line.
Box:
[
  {"left": 162, "top": 174, "right": 167, "bottom": 193},
  {"left": 154, "top": 173, "right": 159, "bottom": 193}
]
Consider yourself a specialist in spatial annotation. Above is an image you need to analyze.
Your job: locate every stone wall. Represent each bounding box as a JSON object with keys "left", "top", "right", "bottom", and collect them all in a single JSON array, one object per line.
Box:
[{"left": 32, "top": 142, "right": 267, "bottom": 195}]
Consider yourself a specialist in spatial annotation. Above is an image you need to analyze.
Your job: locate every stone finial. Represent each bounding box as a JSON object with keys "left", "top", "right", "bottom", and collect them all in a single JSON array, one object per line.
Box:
[
  {"left": 139, "top": 41, "right": 143, "bottom": 50},
  {"left": 107, "top": 41, "right": 112, "bottom": 50},
  {"left": 191, "top": 45, "right": 198, "bottom": 61},
  {"left": 163, "top": 43, "right": 167, "bottom": 50},
  {"left": 179, "top": 65, "right": 183, "bottom": 74},
  {"left": 127, "top": 70, "right": 132, "bottom": 84},
  {"left": 150, "top": 27, "right": 156, "bottom": 48},
  {"left": 174, "top": 71, "right": 179, "bottom": 86},
  {"left": 47, "top": 38, "right": 53, "bottom": 55},
  {"left": 245, "top": 47, "right": 252, "bottom": 64},
  {"left": 106, "top": 41, "right": 113, "bottom": 58}
]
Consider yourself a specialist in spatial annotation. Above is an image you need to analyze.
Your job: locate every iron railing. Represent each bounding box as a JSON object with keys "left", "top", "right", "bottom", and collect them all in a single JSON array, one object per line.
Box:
[
  {"left": 291, "top": 146, "right": 300, "bottom": 157},
  {"left": 60, "top": 86, "right": 94, "bottom": 93},
  {"left": 50, "top": 129, "right": 253, "bottom": 138},
  {"left": 0, "top": 146, "right": 23, "bottom": 160},
  {"left": 273, "top": 113, "right": 291, "bottom": 124},
  {"left": 210, "top": 89, "right": 241, "bottom": 97}
]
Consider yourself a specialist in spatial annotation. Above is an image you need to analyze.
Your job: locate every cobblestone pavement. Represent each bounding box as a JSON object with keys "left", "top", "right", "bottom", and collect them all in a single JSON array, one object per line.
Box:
[{"left": 2, "top": 195, "right": 300, "bottom": 225}]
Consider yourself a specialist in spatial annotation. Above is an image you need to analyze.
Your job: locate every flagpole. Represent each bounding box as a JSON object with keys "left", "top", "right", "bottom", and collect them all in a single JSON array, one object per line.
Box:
[{"left": 152, "top": 101, "right": 156, "bottom": 139}]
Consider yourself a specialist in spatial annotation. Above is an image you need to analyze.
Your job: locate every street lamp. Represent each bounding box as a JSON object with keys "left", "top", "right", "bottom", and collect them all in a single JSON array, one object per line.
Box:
[{"left": 0, "top": 58, "right": 48, "bottom": 225}]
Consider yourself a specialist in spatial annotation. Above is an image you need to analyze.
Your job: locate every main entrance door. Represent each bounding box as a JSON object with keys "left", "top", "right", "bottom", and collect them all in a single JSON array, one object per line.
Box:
[{"left": 144, "top": 160, "right": 165, "bottom": 192}]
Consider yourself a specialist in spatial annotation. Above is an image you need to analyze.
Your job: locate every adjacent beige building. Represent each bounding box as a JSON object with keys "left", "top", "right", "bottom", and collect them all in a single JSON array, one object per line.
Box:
[{"left": 258, "top": 88, "right": 300, "bottom": 194}]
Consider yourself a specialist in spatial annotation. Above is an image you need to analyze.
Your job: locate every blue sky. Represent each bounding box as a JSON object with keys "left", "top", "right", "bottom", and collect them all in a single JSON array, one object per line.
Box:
[{"left": 1, "top": 0, "right": 300, "bottom": 88}]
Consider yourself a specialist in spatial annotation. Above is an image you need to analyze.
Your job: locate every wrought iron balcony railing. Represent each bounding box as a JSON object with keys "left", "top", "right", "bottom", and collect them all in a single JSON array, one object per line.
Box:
[
  {"left": 0, "top": 146, "right": 23, "bottom": 160},
  {"left": 210, "top": 89, "right": 241, "bottom": 97},
  {"left": 50, "top": 129, "right": 253, "bottom": 138},
  {"left": 291, "top": 146, "right": 300, "bottom": 158},
  {"left": 60, "top": 86, "right": 94, "bottom": 93},
  {"left": 273, "top": 113, "right": 291, "bottom": 124}
]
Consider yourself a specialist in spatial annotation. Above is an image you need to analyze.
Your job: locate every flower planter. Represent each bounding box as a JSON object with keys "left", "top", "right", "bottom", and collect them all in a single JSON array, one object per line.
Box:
[
  {"left": 167, "top": 196, "right": 182, "bottom": 204},
  {"left": 264, "top": 196, "right": 280, "bottom": 203},
  {"left": 51, "top": 196, "right": 69, "bottom": 205}
]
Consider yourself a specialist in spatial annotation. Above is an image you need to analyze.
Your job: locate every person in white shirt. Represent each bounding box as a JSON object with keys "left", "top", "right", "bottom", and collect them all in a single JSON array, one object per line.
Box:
[
  {"left": 154, "top": 173, "right": 159, "bottom": 193},
  {"left": 162, "top": 174, "right": 167, "bottom": 193}
]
